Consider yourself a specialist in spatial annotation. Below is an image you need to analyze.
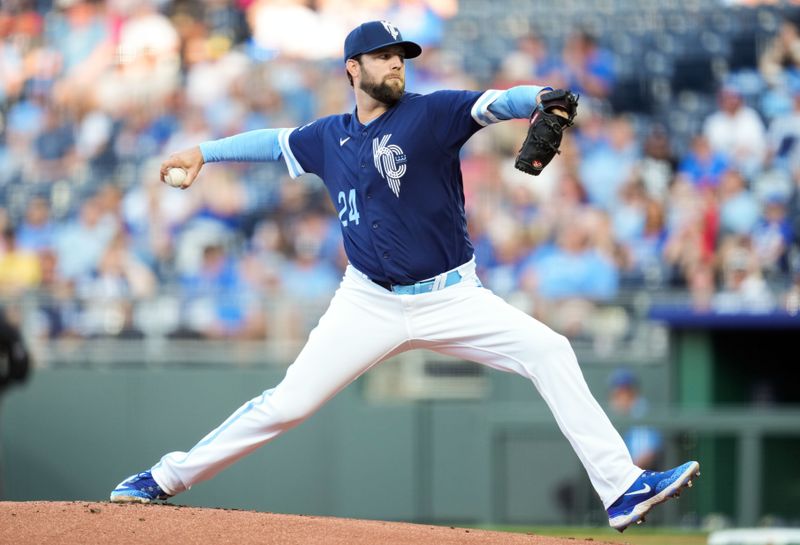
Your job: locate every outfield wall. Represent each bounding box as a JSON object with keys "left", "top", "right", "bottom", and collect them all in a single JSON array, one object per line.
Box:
[{"left": 2, "top": 350, "right": 798, "bottom": 527}]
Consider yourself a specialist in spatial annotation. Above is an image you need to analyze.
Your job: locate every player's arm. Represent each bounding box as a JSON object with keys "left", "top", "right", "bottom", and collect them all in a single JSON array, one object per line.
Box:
[
  {"left": 480, "top": 85, "right": 553, "bottom": 122},
  {"left": 471, "top": 85, "right": 571, "bottom": 124},
  {"left": 159, "top": 129, "right": 285, "bottom": 190}
]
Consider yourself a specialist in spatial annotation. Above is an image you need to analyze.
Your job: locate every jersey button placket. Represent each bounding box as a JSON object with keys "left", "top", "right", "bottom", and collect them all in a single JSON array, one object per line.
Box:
[{"left": 358, "top": 138, "right": 388, "bottom": 270}]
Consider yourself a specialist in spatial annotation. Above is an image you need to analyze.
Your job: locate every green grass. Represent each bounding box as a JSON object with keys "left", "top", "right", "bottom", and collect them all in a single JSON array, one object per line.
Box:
[{"left": 475, "top": 525, "right": 708, "bottom": 545}]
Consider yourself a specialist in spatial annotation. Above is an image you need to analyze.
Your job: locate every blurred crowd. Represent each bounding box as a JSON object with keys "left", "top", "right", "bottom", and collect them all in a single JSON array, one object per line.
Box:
[{"left": 1, "top": 0, "right": 799, "bottom": 343}]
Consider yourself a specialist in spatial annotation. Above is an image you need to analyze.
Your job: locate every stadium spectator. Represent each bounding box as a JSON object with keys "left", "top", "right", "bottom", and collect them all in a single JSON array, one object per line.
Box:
[
  {"left": 0, "top": 226, "right": 42, "bottom": 296},
  {"left": 173, "top": 0, "right": 249, "bottom": 47},
  {"left": 279, "top": 213, "right": 341, "bottom": 303},
  {"left": 53, "top": 194, "right": 118, "bottom": 281},
  {"left": 702, "top": 85, "right": 767, "bottom": 179},
  {"left": 521, "top": 212, "right": 619, "bottom": 334},
  {"left": 175, "top": 241, "right": 266, "bottom": 340},
  {"left": 717, "top": 169, "right": 761, "bottom": 237},
  {"left": 385, "top": 0, "right": 453, "bottom": 50},
  {"left": 751, "top": 194, "right": 793, "bottom": 276},
  {"left": 48, "top": 0, "right": 112, "bottom": 107},
  {"left": 713, "top": 237, "right": 777, "bottom": 313},
  {"left": 615, "top": 184, "right": 669, "bottom": 287},
  {"left": 547, "top": 172, "right": 590, "bottom": 224},
  {"left": 758, "top": 19, "right": 800, "bottom": 88},
  {"left": 677, "top": 134, "right": 730, "bottom": 190},
  {"left": 16, "top": 197, "right": 56, "bottom": 253},
  {"left": 662, "top": 179, "right": 719, "bottom": 287},
  {"left": 612, "top": 180, "right": 648, "bottom": 248},
  {"left": 246, "top": 0, "right": 345, "bottom": 60},
  {"left": 33, "top": 105, "right": 76, "bottom": 184},
  {"left": 1, "top": 91, "right": 47, "bottom": 186},
  {"left": 182, "top": 23, "right": 252, "bottom": 117},
  {"left": 480, "top": 213, "right": 531, "bottom": 300},
  {"left": 607, "top": 367, "right": 664, "bottom": 469},
  {"left": 112, "top": 108, "right": 165, "bottom": 177},
  {"left": 29, "top": 248, "right": 79, "bottom": 340},
  {"left": 766, "top": 80, "right": 800, "bottom": 175},
  {"left": 75, "top": 231, "right": 156, "bottom": 338},
  {"left": 638, "top": 123, "right": 678, "bottom": 202},
  {"left": 0, "top": 13, "right": 26, "bottom": 103},
  {"left": 190, "top": 163, "right": 248, "bottom": 233},
  {"left": 241, "top": 218, "right": 288, "bottom": 296},
  {"left": 277, "top": 212, "right": 342, "bottom": 339},
  {"left": 492, "top": 33, "right": 559, "bottom": 89},
  {"left": 549, "top": 28, "right": 616, "bottom": 100},
  {"left": 90, "top": 0, "right": 180, "bottom": 115},
  {"left": 74, "top": 104, "right": 117, "bottom": 179},
  {"left": 578, "top": 114, "right": 640, "bottom": 211}
]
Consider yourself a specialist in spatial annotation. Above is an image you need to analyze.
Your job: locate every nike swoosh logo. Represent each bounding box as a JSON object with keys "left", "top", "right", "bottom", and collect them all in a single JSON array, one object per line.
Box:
[
  {"left": 625, "top": 483, "right": 651, "bottom": 496},
  {"left": 339, "top": 137, "right": 351, "bottom": 146}
]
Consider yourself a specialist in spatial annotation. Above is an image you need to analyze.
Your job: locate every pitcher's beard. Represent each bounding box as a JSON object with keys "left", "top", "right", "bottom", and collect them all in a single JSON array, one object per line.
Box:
[{"left": 360, "top": 77, "right": 404, "bottom": 106}]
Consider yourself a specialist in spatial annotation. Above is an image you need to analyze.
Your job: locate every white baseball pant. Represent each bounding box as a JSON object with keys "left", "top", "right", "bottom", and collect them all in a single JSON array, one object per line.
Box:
[{"left": 151, "top": 258, "right": 642, "bottom": 508}]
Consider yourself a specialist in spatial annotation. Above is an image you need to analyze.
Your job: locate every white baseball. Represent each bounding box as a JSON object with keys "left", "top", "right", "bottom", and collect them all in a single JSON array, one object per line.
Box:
[{"left": 165, "top": 167, "right": 188, "bottom": 188}]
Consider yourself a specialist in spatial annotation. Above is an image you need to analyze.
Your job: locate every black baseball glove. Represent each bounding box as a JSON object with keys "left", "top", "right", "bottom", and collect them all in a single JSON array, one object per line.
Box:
[{"left": 514, "top": 89, "right": 579, "bottom": 176}]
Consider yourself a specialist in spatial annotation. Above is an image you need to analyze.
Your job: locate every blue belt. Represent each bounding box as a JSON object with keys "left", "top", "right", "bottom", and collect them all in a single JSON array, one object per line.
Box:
[{"left": 375, "top": 270, "right": 463, "bottom": 295}]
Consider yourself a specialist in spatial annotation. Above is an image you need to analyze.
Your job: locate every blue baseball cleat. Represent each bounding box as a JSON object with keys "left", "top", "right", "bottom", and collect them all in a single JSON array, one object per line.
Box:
[
  {"left": 109, "top": 471, "right": 172, "bottom": 503},
  {"left": 607, "top": 461, "right": 700, "bottom": 532}
]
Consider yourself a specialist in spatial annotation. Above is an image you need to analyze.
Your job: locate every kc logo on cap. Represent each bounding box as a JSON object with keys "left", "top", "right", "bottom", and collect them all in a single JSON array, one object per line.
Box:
[
  {"left": 380, "top": 20, "right": 400, "bottom": 40},
  {"left": 343, "top": 20, "right": 422, "bottom": 63}
]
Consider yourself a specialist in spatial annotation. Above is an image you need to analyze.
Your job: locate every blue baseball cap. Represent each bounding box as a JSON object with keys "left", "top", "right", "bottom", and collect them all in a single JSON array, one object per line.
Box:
[
  {"left": 344, "top": 20, "right": 422, "bottom": 63},
  {"left": 609, "top": 368, "right": 639, "bottom": 389}
]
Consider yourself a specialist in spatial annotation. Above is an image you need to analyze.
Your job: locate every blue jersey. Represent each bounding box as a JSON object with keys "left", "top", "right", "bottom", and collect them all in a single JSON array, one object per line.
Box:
[{"left": 278, "top": 90, "right": 489, "bottom": 285}]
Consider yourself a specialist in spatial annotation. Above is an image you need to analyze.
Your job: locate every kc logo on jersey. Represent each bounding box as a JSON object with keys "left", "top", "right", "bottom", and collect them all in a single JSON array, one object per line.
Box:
[
  {"left": 373, "top": 134, "right": 407, "bottom": 197},
  {"left": 380, "top": 20, "right": 399, "bottom": 40}
]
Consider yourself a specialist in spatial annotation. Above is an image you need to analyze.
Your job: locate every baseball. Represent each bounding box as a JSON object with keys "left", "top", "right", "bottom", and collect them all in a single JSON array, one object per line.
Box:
[{"left": 165, "top": 167, "right": 188, "bottom": 188}]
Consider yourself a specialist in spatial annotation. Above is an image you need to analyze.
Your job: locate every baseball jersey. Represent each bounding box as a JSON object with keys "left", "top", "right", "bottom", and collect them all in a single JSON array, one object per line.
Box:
[{"left": 278, "top": 90, "right": 492, "bottom": 285}]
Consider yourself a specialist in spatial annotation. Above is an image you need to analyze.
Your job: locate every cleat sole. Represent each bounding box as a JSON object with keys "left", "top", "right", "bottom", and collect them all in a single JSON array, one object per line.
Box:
[{"left": 110, "top": 494, "right": 153, "bottom": 504}]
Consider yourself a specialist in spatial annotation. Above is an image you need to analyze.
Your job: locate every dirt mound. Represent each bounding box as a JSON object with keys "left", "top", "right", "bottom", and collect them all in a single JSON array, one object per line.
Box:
[{"left": 0, "top": 501, "right": 613, "bottom": 545}]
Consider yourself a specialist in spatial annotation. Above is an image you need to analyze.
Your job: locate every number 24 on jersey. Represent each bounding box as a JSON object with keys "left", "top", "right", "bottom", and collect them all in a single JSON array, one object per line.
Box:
[{"left": 337, "top": 189, "right": 360, "bottom": 227}]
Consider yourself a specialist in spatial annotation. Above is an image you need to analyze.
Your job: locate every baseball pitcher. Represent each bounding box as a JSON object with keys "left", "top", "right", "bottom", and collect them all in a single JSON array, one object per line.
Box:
[{"left": 110, "top": 20, "right": 699, "bottom": 532}]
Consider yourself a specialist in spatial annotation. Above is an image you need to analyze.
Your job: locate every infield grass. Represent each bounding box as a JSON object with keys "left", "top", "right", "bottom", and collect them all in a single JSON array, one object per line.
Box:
[{"left": 475, "top": 525, "right": 708, "bottom": 545}]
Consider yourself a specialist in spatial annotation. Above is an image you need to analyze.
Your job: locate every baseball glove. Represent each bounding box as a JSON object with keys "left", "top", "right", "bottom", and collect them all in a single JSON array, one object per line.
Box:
[{"left": 514, "top": 89, "right": 579, "bottom": 176}]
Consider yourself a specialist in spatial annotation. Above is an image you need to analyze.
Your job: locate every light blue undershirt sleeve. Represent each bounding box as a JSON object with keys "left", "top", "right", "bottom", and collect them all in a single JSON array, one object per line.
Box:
[
  {"left": 199, "top": 129, "right": 284, "bottom": 163},
  {"left": 486, "top": 85, "right": 553, "bottom": 120}
]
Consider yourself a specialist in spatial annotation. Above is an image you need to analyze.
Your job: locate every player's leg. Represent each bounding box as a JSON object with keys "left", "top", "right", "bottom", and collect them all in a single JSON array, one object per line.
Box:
[
  {"left": 113, "top": 267, "right": 410, "bottom": 500},
  {"left": 413, "top": 281, "right": 698, "bottom": 530},
  {"left": 411, "top": 281, "right": 641, "bottom": 507}
]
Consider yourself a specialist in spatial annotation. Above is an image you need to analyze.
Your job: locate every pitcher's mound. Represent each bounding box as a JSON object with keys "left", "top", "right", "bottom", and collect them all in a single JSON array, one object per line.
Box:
[{"left": 0, "top": 501, "right": 612, "bottom": 545}]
